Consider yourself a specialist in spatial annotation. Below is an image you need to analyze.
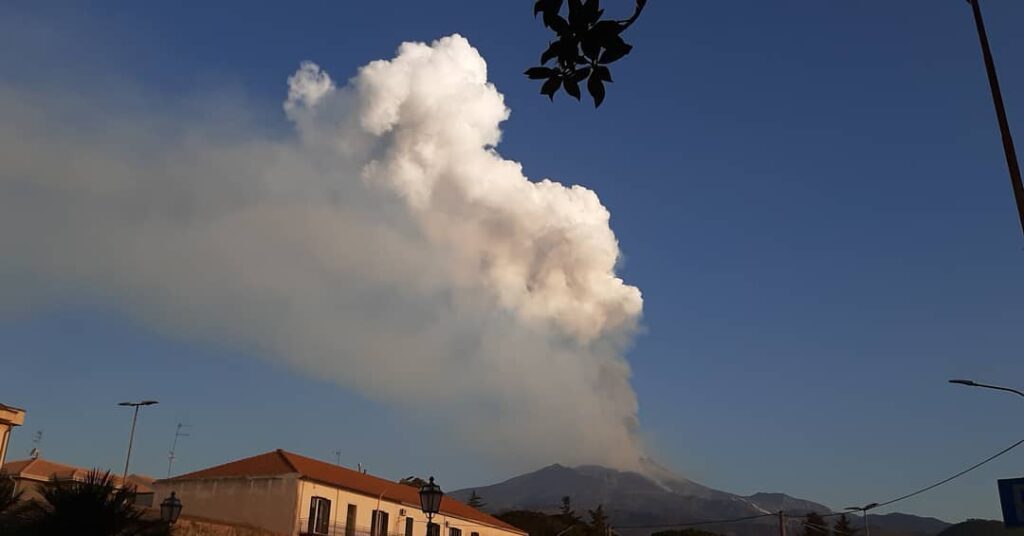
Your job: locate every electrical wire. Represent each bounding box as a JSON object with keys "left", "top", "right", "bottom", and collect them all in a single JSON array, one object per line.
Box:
[
  {"left": 614, "top": 436, "right": 1024, "bottom": 529},
  {"left": 873, "top": 437, "right": 1024, "bottom": 509}
]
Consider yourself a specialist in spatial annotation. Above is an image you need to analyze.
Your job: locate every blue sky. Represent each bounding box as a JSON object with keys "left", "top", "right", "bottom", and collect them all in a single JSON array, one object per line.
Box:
[{"left": 2, "top": 0, "right": 1023, "bottom": 523}]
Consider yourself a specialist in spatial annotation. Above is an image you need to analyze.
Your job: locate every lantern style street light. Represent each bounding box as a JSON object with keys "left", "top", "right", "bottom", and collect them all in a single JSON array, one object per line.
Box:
[
  {"left": 419, "top": 476, "right": 444, "bottom": 536},
  {"left": 160, "top": 491, "right": 183, "bottom": 524}
]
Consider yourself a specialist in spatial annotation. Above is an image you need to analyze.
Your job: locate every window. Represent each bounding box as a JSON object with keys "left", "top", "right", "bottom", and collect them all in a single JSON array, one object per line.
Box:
[
  {"left": 371, "top": 510, "right": 391, "bottom": 536},
  {"left": 405, "top": 517, "right": 415, "bottom": 536},
  {"left": 427, "top": 523, "right": 440, "bottom": 536},
  {"left": 449, "top": 528, "right": 462, "bottom": 536},
  {"left": 471, "top": 532, "right": 479, "bottom": 536},
  {"left": 308, "top": 497, "right": 332, "bottom": 536},
  {"left": 346, "top": 505, "right": 358, "bottom": 536}
]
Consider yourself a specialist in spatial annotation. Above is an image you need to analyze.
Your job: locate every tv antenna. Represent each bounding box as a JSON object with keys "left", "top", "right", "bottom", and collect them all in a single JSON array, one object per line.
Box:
[
  {"left": 167, "top": 423, "right": 191, "bottom": 477},
  {"left": 333, "top": 450, "right": 342, "bottom": 465},
  {"left": 29, "top": 430, "right": 43, "bottom": 459}
]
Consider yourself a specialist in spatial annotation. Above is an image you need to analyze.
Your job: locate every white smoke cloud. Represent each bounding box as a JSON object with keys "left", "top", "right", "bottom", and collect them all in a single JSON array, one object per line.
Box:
[{"left": 0, "top": 35, "right": 645, "bottom": 469}]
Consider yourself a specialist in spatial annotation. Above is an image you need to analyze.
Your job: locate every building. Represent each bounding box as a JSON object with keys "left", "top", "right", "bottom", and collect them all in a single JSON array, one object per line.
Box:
[
  {"left": 0, "top": 403, "right": 26, "bottom": 467},
  {"left": 153, "top": 450, "right": 527, "bottom": 536},
  {"left": 1, "top": 457, "right": 155, "bottom": 505}
]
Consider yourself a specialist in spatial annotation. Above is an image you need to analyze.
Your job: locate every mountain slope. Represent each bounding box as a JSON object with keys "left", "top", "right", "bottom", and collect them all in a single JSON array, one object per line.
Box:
[
  {"left": 450, "top": 463, "right": 824, "bottom": 526},
  {"left": 451, "top": 464, "right": 950, "bottom": 536}
]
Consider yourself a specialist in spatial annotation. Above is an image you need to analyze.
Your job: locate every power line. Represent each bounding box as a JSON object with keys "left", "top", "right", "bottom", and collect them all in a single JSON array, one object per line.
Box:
[
  {"left": 873, "top": 437, "right": 1024, "bottom": 509},
  {"left": 615, "top": 436, "right": 1024, "bottom": 529}
]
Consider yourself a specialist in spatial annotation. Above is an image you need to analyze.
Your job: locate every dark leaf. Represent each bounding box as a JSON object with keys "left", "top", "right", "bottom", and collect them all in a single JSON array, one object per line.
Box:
[
  {"left": 564, "top": 77, "right": 581, "bottom": 100},
  {"left": 581, "top": 35, "right": 601, "bottom": 61},
  {"left": 592, "top": 65, "right": 612, "bottom": 82},
  {"left": 525, "top": 67, "right": 557, "bottom": 80},
  {"left": 541, "top": 76, "right": 562, "bottom": 100},
  {"left": 582, "top": 0, "right": 602, "bottom": 26},
  {"left": 568, "top": 0, "right": 585, "bottom": 29},
  {"left": 540, "top": 41, "right": 560, "bottom": 64},
  {"left": 587, "top": 74, "right": 606, "bottom": 107},
  {"left": 534, "top": 0, "right": 563, "bottom": 17},
  {"left": 598, "top": 36, "right": 632, "bottom": 64},
  {"left": 543, "top": 12, "right": 571, "bottom": 36},
  {"left": 554, "top": 39, "right": 580, "bottom": 66},
  {"left": 570, "top": 0, "right": 601, "bottom": 30},
  {"left": 590, "top": 20, "right": 624, "bottom": 39},
  {"left": 572, "top": 67, "right": 591, "bottom": 81}
]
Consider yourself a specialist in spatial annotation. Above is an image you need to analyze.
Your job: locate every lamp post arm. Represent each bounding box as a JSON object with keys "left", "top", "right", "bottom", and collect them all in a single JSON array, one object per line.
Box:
[{"left": 971, "top": 382, "right": 1024, "bottom": 399}]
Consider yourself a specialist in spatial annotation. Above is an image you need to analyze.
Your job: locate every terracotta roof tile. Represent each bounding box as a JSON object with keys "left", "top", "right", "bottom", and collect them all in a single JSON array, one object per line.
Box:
[
  {"left": 170, "top": 450, "right": 299, "bottom": 480},
  {"left": 163, "top": 450, "right": 524, "bottom": 534},
  {"left": 1, "top": 458, "right": 156, "bottom": 492},
  {"left": 2, "top": 458, "right": 86, "bottom": 481},
  {"left": 127, "top": 474, "right": 156, "bottom": 493}
]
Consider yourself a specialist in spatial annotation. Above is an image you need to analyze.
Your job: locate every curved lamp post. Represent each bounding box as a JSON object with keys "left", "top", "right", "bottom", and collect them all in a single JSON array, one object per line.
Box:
[
  {"left": 160, "top": 491, "right": 183, "bottom": 524},
  {"left": 419, "top": 477, "right": 444, "bottom": 536},
  {"left": 118, "top": 400, "right": 158, "bottom": 482},
  {"left": 845, "top": 502, "right": 878, "bottom": 536},
  {"left": 949, "top": 379, "right": 1024, "bottom": 399}
]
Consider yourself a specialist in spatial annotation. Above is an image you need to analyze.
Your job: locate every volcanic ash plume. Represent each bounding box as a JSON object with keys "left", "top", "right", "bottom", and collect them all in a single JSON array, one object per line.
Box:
[{"left": 0, "top": 35, "right": 645, "bottom": 468}]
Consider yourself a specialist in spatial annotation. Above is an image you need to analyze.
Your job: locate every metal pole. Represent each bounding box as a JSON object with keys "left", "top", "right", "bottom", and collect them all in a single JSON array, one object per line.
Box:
[
  {"left": 863, "top": 510, "right": 870, "bottom": 536},
  {"left": 778, "top": 510, "right": 786, "bottom": 536},
  {"left": 967, "top": 0, "right": 1024, "bottom": 238},
  {"left": 122, "top": 405, "right": 139, "bottom": 483}
]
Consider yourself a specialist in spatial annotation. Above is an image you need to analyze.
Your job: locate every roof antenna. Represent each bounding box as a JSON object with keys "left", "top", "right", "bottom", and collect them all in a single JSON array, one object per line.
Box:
[
  {"left": 167, "top": 423, "right": 191, "bottom": 477},
  {"left": 28, "top": 430, "right": 43, "bottom": 459},
  {"left": 333, "top": 450, "right": 342, "bottom": 466}
]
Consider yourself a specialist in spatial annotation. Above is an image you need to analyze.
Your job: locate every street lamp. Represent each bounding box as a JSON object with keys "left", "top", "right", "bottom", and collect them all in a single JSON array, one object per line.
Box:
[
  {"left": 118, "top": 400, "right": 158, "bottom": 482},
  {"left": 949, "top": 379, "right": 1024, "bottom": 399},
  {"left": 419, "top": 477, "right": 444, "bottom": 536},
  {"left": 845, "top": 503, "right": 878, "bottom": 536},
  {"left": 964, "top": 0, "right": 1024, "bottom": 239},
  {"left": 160, "top": 491, "right": 183, "bottom": 524}
]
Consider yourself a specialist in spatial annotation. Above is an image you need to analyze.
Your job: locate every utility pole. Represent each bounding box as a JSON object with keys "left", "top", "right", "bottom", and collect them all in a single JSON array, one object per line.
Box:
[
  {"left": 967, "top": 0, "right": 1024, "bottom": 238},
  {"left": 778, "top": 511, "right": 786, "bottom": 536}
]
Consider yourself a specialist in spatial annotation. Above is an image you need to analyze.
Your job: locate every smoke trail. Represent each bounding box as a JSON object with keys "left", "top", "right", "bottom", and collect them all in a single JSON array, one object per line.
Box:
[{"left": 0, "top": 35, "right": 644, "bottom": 468}]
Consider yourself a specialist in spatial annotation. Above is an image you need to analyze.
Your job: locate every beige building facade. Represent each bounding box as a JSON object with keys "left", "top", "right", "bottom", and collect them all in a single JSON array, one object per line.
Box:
[
  {"left": 154, "top": 450, "right": 526, "bottom": 536},
  {"left": 0, "top": 403, "right": 26, "bottom": 468}
]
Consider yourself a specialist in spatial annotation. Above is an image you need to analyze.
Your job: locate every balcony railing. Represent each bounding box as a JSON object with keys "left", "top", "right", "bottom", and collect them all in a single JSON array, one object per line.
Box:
[{"left": 295, "top": 521, "right": 409, "bottom": 536}]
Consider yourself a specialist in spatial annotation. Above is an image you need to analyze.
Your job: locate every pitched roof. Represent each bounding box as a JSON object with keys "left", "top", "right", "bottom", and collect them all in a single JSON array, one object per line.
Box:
[
  {"left": 2, "top": 458, "right": 154, "bottom": 492},
  {"left": 126, "top": 474, "right": 155, "bottom": 493},
  {"left": 2, "top": 458, "right": 89, "bottom": 481},
  {"left": 162, "top": 450, "right": 524, "bottom": 534}
]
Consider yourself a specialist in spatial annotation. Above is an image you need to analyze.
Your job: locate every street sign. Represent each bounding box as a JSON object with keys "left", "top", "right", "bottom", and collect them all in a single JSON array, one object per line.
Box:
[{"left": 998, "top": 477, "right": 1024, "bottom": 528}]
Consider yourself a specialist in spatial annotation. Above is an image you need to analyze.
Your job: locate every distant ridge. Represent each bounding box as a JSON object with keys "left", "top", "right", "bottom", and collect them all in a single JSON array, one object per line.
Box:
[{"left": 450, "top": 463, "right": 951, "bottom": 536}]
